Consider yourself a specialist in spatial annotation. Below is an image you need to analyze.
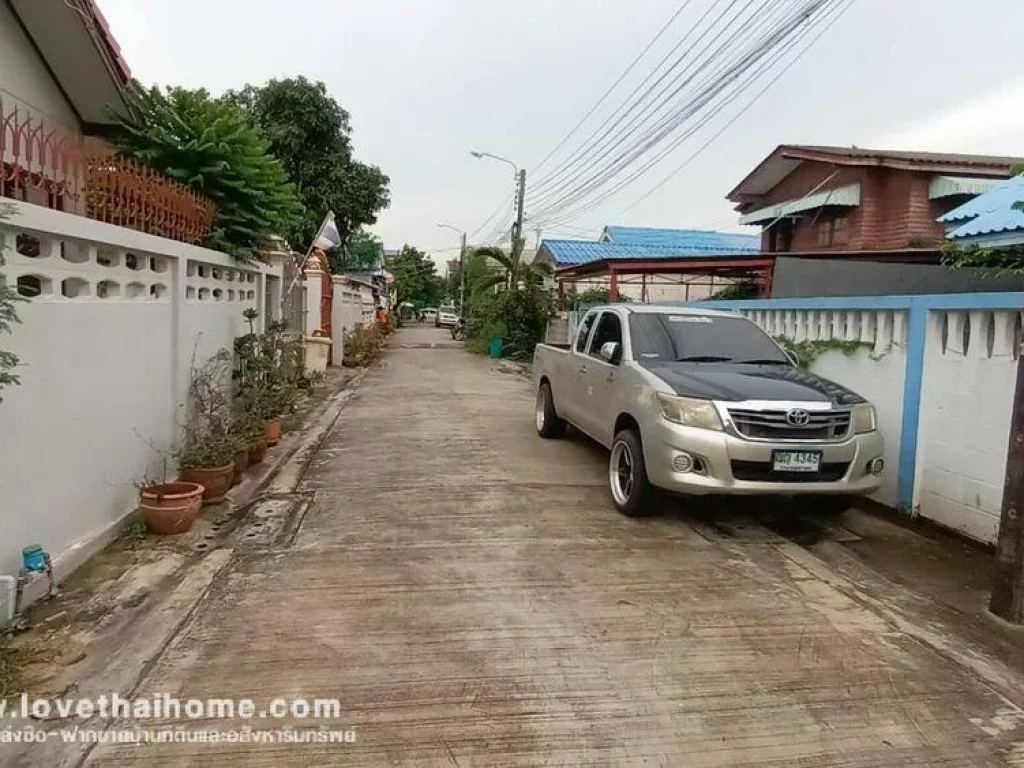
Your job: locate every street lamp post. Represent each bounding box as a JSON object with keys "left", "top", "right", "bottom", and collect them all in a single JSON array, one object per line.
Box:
[
  {"left": 437, "top": 223, "right": 467, "bottom": 314},
  {"left": 471, "top": 151, "right": 527, "bottom": 261}
]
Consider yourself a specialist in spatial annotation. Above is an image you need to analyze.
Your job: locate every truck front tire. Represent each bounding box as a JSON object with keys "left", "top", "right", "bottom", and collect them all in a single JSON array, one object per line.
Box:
[
  {"left": 609, "top": 429, "right": 656, "bottom": 517},
  {"left": 536, "top": 382, "right": 566, "bottom": 439}
]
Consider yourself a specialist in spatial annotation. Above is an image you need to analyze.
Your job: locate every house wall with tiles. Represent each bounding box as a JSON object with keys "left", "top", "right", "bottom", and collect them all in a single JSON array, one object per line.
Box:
[{"left": 0, "top": 201, "right": 281, "bottom": 609}]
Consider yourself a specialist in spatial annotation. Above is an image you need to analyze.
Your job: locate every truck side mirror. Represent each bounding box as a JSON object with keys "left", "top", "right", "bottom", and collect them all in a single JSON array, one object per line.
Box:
[
  {"left": 784, "top": 349, "right": 800, "bottom": 366},
  {"left": 600, "top": 341, "right": 621, "bottom": 364}
]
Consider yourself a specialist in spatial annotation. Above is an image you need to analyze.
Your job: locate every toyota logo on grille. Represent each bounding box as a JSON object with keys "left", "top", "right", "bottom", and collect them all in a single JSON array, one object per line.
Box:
[{"left": 786, "top": 408, "right": 811, "bottom": 426}]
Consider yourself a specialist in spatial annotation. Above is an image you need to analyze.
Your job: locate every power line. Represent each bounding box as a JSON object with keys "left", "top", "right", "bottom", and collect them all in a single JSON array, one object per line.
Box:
[
  {"left": 531, "top": 0, "right": 698, "bottom": 175},
  {"left": 527, "top": 0, "right": 793, "bottom": 214},
  {"left": 529, "top": 0, "right": 839, "bottom": 225},
  {"left": 529, "top": 0, "right": 740, "bottom": 195},
  {"left": 536, "top": 2, "right": 841, "bottom": 228},
  {"left": 616, "top": 0, "right": 856, "bottom": 217}
]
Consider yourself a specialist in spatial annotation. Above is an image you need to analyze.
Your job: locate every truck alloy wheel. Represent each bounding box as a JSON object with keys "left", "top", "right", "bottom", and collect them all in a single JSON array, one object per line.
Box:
[
  {"left": 609, "top": 429, "right": 654, "bottom": 517},
  {"left": 535, "top": 383, "right": 566, "bottom": 439}
]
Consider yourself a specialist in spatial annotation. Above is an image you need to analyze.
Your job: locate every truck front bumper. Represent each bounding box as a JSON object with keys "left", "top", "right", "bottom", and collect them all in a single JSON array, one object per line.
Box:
[{"left": 643, "top": 418, "right": 885, "bottom": 497}]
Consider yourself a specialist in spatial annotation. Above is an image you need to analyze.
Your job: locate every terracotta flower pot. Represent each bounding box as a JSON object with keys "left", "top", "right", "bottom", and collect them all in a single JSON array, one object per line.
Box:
[
  {"left": 232, "top": 449, "right": 248, "bottom": 486},
  {"left": 266, "top": 418, "right": 282, "bottom": 446},
  {"left": 139, "top": 482, "right": 204, "bottom": 535},
  {"left": 248, "top": 436, "right": 268, "bottom": 465},
  {"left": 179, "top": 464, "right": 234, "bottom": 504}
]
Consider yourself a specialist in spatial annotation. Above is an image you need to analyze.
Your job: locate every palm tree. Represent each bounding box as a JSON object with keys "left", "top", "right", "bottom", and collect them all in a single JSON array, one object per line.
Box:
[{"left": 468, "top": 241, "right": 553, "bottom": 296}]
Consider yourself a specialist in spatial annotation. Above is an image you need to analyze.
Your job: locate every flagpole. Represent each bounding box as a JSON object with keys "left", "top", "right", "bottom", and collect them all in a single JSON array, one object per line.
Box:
[{"left": 285, "top": 212, "right": 336, "bottom": 298}]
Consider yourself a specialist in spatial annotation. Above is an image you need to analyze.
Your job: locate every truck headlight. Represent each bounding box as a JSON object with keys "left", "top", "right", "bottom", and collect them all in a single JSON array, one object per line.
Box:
[
  {"left": 656, "top": 394, "right": 723, "bottom": 431},
  {"left": 853, "top": 402, "right": 877, "bottom": 434}
]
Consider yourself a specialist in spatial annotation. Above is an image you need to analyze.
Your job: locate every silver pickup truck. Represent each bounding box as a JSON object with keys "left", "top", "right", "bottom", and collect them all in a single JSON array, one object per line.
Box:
[{"left": 533, "top": 304, "right": 885, "bottom": 517}]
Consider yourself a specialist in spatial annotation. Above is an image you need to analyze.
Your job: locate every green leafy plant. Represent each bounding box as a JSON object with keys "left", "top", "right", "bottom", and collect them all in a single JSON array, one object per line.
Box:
[
  {"left": 0, "top": 202, "right": 26, "bottom": 403},
  {"left": 709, "top": 282, "right": 760, "bottom": 300},
  {"left": 774, "top": 336, "right": 871, "bottom": 369},
  {"left": 468, "top": 245, "right": 553, "bottom": 294},
  {"left": 565, "top": 286, "right": 632, "bottom": 307},
  {"left": 942, "top": 240, "right": 1024, "bottom": 276},
  {"left": 109, "top": 83, "right": 302, "bottom": 261},
  {"left": 233, "top": 313, "right": 303, "bottom": 425}
]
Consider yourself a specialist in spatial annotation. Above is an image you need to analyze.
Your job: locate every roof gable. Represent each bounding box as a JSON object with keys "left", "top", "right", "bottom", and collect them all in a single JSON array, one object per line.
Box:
[
  {"left": 728, "top": 144, "right": 1024, "bottom": 203},
  {"left": 942, "top": 175, "right": 1024, "bottom": 242}
]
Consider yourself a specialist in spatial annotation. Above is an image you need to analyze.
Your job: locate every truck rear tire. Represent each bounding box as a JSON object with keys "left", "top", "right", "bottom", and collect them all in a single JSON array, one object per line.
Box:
[
  {"left": 609, "top": 429, "right": 656, "bottom": 517},
  {"left": 536, "top": 382, "right": 566, "bottom": 439}
]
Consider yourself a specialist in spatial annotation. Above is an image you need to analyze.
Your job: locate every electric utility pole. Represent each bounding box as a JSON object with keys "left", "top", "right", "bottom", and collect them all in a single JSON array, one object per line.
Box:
[
  {"left": 511, "top": 169, "right": 527, "bottom": 260},
  {"left": 459, "top": 229, "right": 467, "bottom": 313},
  {"left": 992, "top": 340, "right": 1024, "bottom": 623}
]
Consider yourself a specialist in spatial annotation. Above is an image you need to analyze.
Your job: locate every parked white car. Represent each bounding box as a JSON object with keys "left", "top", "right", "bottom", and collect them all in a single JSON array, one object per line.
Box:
[
  {"left": 438, "top": 309, "right": 459, "bottom": 328},
  {"left": 422, "top": 308, "right": 438, "bottom": 324}
]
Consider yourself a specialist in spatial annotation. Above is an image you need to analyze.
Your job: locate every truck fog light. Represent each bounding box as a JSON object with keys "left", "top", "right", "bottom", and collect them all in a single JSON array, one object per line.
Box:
[
  {"left": 673, "top": 453, "right": 694, "bottom": 473},
  {"left": 867, "top": 457, "right": 885, "bottom": 475}
]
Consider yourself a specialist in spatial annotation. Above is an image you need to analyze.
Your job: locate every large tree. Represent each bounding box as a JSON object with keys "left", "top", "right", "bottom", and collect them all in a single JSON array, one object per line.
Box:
[
  {"left": 329, "top": 230, "right": 384, "bottom": 274},
  {"left": 226, "top": 77, "right": 390, "bottom": 252},
  {"left": 388, "top": 246, "right": 444, "bottom": 307}
]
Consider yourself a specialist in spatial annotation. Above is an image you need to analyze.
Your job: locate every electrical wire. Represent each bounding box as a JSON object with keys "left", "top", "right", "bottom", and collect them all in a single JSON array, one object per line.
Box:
[
  {"left": 615, "top": 0, "right": 857, "bottom": 217},
  {"left": 531, "top": 0, "right": 700, "bottom": 176},
  {"left": 547, "top": 0, "right": 848, "bottom": 225},
  {"left": 530, "top": 0, "right": 840, "bottom": 226},
  {"left": 527, "top": 0, "right": 797, "bottom": 213},
  {"left": 529, "top": 0, "right": 741, "bottom": 195}
]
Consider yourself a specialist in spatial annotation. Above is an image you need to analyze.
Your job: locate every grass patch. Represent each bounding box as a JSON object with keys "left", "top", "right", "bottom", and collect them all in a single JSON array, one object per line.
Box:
[{"left": 0, "top": 636, "right": 24, "bottom": 701}]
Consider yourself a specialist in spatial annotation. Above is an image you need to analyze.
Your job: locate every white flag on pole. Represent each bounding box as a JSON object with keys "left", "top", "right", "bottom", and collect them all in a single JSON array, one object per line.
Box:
[{"left": 312, "top": 212, "right": 342, "bottom": 251}]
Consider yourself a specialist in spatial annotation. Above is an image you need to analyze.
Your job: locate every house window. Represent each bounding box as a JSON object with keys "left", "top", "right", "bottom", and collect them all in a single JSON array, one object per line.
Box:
[
  {"left": 816, "top": 215, "right": 848, "bottom": 247},
  {"left": 817, "top": 219, "right": 832, "bottom": 247},
  {"left": 832, "top": 215, "right": 847, "bottom": 244}
]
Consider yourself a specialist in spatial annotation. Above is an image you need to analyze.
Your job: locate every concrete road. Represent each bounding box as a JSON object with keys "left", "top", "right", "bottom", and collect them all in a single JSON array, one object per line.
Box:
[{"left": 89, "top": 326, "right": 1024, "bottom": 765}]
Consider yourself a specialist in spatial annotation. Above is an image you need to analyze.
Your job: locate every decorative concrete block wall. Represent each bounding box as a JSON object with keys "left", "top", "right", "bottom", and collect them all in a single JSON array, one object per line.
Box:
[
  {"left": 916, "top": 310, "right": 1019, "bottom": 543},
  {"left": 699, "top": 294, "right": 1024, "bottom": 546},
  {"left": 0, "top": 201, "right": 284, "bottom": 601}
]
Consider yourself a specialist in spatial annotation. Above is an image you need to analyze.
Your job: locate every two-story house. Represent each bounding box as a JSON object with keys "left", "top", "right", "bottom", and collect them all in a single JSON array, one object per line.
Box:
[{"left": 727, "top": 145, "right": 1024, "bottom": 256}]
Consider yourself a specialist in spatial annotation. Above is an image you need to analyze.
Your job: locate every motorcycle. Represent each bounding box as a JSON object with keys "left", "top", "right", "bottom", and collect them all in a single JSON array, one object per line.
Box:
[{"left": 450, "top": 318, "right": 467, "bottom": 341}]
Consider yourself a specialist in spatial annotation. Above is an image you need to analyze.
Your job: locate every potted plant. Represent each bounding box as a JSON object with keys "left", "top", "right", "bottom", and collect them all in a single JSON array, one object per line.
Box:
[
  {"left": 235, "top": 314, "right": 302, "bottom": 451},
  {"left": 139, "top": 481, "right": 204, "bottom": 535},
  {"left": 175, "top": 350, "right": 236, "bottom": 504}
]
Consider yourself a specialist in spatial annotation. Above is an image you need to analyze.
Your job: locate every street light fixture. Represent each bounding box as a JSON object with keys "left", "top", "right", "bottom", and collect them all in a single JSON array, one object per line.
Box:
[
  {"left": 437, "top": 222, "right": 467, "bottom": 314},
  {"left": 470, "top": 150, "right": 526, "bottom": 260}
]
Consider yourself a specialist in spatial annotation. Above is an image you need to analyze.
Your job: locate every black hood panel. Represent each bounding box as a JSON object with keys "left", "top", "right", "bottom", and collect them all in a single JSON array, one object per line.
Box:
[{"left": 640, "top": 362, "right": 865, "bottom": 405}]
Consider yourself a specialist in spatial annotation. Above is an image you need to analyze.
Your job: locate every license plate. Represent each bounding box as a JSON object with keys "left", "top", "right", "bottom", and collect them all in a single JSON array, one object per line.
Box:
[{"left": 772, "top": 450, "right": 822, "bottom": 473}]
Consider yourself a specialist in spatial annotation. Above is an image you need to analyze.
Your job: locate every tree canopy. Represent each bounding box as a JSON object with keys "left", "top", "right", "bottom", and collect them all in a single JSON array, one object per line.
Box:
[
  {"left": 109, "top": 83, "right": 302, "bottom": 260},
  {"left": 388, "top": 246, "right": 444, "bottom": 307},
  {"left": 329, "top": 230, "right": 384, "bottom": 274},
  {"left": 226, "top": 77, "right": 391, "bottom": 252}
]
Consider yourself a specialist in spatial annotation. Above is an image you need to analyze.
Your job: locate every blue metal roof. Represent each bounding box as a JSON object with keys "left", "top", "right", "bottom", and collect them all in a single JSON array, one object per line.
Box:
[
  {"left": 541, "top": 239, "right": 759, "bottom": 267},
  {"left": 601, "top": 226, "right": 760, "bottom": 252},
  {"left": 942, "top": 175, "right": 1024, "bottom": 241}
]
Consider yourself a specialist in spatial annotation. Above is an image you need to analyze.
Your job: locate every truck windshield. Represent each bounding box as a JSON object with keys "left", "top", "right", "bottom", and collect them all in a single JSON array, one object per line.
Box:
[{"left": 629, "top": 313, "right": 789, "bottom": 365}]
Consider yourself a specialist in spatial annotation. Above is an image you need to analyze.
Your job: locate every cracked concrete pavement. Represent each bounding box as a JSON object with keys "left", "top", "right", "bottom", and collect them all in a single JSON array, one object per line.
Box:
[{"left": 63, "top": 326, "right": 1024, "bottom": 764}]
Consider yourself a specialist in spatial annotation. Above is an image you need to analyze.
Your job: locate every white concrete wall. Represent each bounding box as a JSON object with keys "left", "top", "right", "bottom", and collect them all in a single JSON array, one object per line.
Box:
[
  {"left": 330, "top": 279, "right": 367, "bottom": 366},
  {"left": 739, "top": 308, "right": 908, "bottom": 508},
  {"left": 915, "top": 310, "right": 1019, "bottom": 544},
  {"left": 0, "top": 3, "right": 80, "bottom": 131},
  {"left": 0, "top": 201, "right": 281, "bottom": 609}
]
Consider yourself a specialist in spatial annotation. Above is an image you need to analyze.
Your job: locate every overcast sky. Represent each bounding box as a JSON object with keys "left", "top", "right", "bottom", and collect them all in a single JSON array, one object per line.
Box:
[{"left": 97, "top": 0, "right": 1024, "bottom": 265}]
